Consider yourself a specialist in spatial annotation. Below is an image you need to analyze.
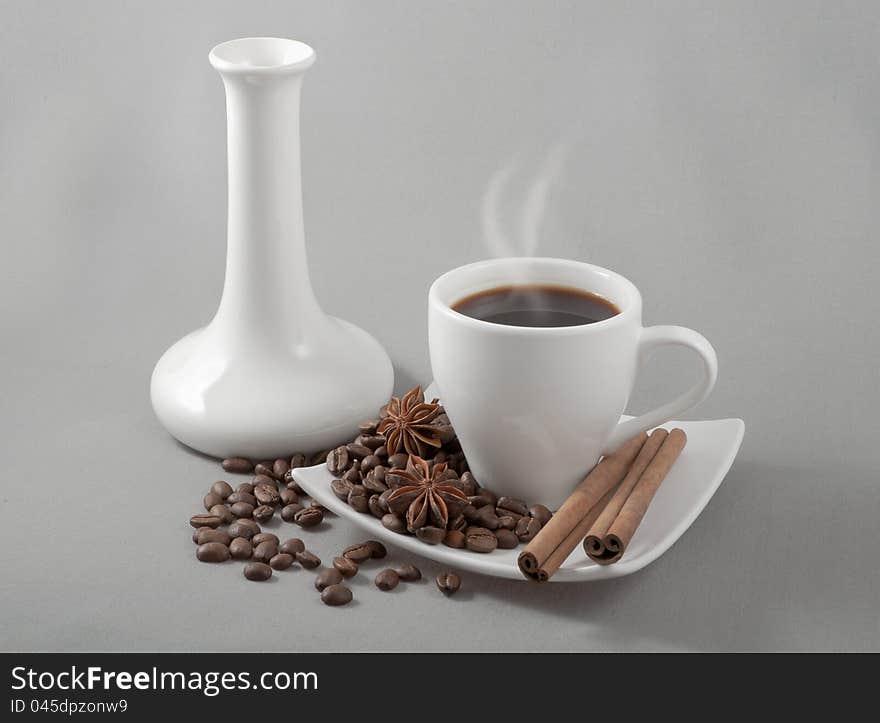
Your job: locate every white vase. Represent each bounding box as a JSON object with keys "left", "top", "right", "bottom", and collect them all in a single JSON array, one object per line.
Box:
[{"left": 151, "top": 38, "right": 393, "bottom": 459}]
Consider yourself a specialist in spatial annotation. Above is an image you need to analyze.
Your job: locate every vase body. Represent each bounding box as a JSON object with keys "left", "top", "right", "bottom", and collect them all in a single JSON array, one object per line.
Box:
[{"left": 151, "top": 38, "right": 393, "bottom": 458}]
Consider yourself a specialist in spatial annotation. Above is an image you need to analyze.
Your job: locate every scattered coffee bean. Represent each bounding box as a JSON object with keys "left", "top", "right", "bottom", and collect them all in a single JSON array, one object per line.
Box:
[
  {"left": 209, "top": 504, "right": 234, "bottom": 525},
  {"left": 279, "top": 538, "right": 305, "bottom": 555},
  {"left": 449, "top": 514, "right": 467, "bottom": 531},
  {"left": 252, "top": 540, "right": 278, "bottom": 563},
  {"left": 366, "top": 540, "right": 387, "bottom": 559},
  {"left": 468, "top": 494, "right": 492, "bottom": 509},
  {"left": 254, "top": 483, "right": 280, "bottom": 507},
  {"left": 280, "top": 503, "right": 304, "bottom": 522},
  {"left": 436, "top": 572, "right": 461, "bottom": 595},
  {"left": 228, "top": 519, "right": 260, "bottom": 540},
  {"left": 374, "top": 445, "right": 388, "bottom": 458},
  {"left": 315, "top": 567, "right": 344, "bottom": 591},
  {"left": 190, "top": 514, "right": 222, "bottom": 529},
  {"left": 269, "top": 553, "right": 294, "bottom": 570},
  {"left": 368, "top": 494, "right": 385, "bottom": 518},
  {"left": 381, "top": 513, "right": 406, "bottom": 534},
  {"left": 495, "top": 528, "right": 519, "bottom": 549},
  {"left": 359, "top": 419, "right": 380, "bottom": 434},
  {"left": 342, "top": 466, "right": 362, "bottom": 484},
  {"left": 326, "top": 446, "right": 350, "bottom": 475},
  {"left": 229, "top": 501, "right": 255, "bottom": 518},
  {"left": 395, "top": 563, "right": 422, "bottom": 582},
  {"left": 360, "top": 456, "right": 381, "bottom": 477},
  {"left": 333, "top": 556, "right": 358, "bottom": 578},
  {"left": 235, "top": 482, "right": 255, "bottom": 495},
  {"left": 515, "top": 516, "right": 542, "bottom": 542},
  {"left": 273, "top": 458, "right": 290, "bottom": 479},
  {"left": 363, "top": 471, "right": 388, "bottom": 494},
  {"left": 243, "top": 562, "right": 272, "bottom": 581},
  {"left": 331, "top": 479, "right": 353, "bottom": 501},
  {"left": 252, "top": 473, "right": 276, "bottom": 488},
  {"left": 203, "top": 492, "right": 224, "bottom": 511},
  {"left": 227, "top": 491, "right": 257, "bottom": 507},
  {"left": 375, "top": 569, "right": 400, "bottom": 591},
  {"left": 296, "top": 550, "right": 321, "bottom": 569},
  {"left": 465, "top": 526, "right": 498, "bottom": 553},
  {"left": 197, "top": 542, "right": 230, "bottom": 562},
  {"left": 280, "top": 488, "right": 299, "bottom": 506},
  {"left": 253, "top": 463, "right": 276, "bottom": 480},
  {"left": 459, "top": 472, "right": 477, "bottom": 496},
  {"left": 283, "top": 469, "right": 304, "bottom": 493},
  {"left": 229, "top": 537, "right": 253, "bottom": 559},
  {"left": 415, "top": 526, "right": 445, "bottom": 545},
  {"left": 346, "top": 443, "right": 371, "bottom": 460},
  {"left": 222, "top": 457, "right": 253, "bottom": 474},
  {"left": 196, "top": 528, "right": 231, "bottom": 546},
  {"left": 473, "top": 506, "right": 500, "bottom": 530},
  {"left": 289, "top": 453, "right": 307, "bottom": 469},
  {"left": 211, "top": 480, "right": 234, "bottom": 500},
  {"left": 497, "top": 515, "right": 517, "bottom": 531},
  {"left": 347, "top": 485, "right": 369, "bottom": 513},
  {"left": 252, "top": 532, "right": 279, "bottom": 547},
  {"left": 321, "top": 584, "right": 352, "bottom": 606},
  {"left": 387, "top": 453, "right": 408, "bottom": 469},
  {"left": 253, "top": 505, "right": 274, "bottom": 523},
  {"left": 342, "top": 543, "right": 373, "bottom": 563},
  {"left": 294, "top": 507, "right": 323, "bottom": 528},
  {"left": 443, "top": 530, "right": 466, "bottom": 548},
  {"left": 462, "top": 504, "right": 479, "bottom": 522},
  {"left": 496, "top": 496, "right": 529, "bottom": 517},
  {"left": 529, "top": 504, "right": 553, "bottom": 526}
]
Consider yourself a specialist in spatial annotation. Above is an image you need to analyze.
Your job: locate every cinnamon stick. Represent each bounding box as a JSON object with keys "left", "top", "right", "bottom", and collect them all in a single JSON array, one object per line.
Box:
[
  {"left": 583, "top": 428, "right": 669, "bottom": 559},
  {"left": 584, "top": 427, "right": 687, "bottom": 565},
  {"left": 517, "top": 433, "right": 647, "bottom": 582}
]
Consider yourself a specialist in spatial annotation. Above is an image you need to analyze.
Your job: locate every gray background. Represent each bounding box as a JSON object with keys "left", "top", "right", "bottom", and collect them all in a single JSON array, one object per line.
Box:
[{"left": 1, "top": 0, "right": 878, "bottom": 652}]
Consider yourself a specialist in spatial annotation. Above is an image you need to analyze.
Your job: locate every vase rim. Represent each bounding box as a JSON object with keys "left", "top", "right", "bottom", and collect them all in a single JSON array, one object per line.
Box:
[{"left": 209, "top": 37, "right": 316, "bottom": 75}]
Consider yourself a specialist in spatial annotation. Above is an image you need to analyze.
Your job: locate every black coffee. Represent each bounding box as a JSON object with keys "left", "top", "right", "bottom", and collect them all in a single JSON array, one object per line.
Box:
[{"left": 452, "top": 284, "right": 619, "bottom": 327}]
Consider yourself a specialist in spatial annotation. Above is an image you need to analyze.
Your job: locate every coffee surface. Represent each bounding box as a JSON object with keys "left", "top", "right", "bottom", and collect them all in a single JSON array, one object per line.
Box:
[{"left": 452, "top": 284, "right": 620, "bottom": 327}]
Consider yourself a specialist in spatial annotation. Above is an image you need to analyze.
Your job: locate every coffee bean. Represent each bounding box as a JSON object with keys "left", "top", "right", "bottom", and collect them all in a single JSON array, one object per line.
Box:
[
  {"left": 346, "top": 443, "right": 372, "bottom": 460},
  {"left": 378, "top": 489, "right": 393, "bottom": 511},
  {"left": 363, "top": 471, "right": 388, "bottom": 495},
  {"left": 222, "top": 457, "right": 253, "bottom": 474},
  {"left": 497, "top": 515, "right": 517, "bottom": 531},
  {"left": 252, "top": 505, "right": 274, "bottom": 523},
  {"left": 253, "top": 540, "right": 278, "bottom": 563},
  {"left": 448, "top": 514, "right": 467, "bottom": 531},
  {"left": 254, "top": 463, "right": 276, "bottom": 480},
  {"left": 366, "top": 540, "right": 387, "bottom": 559},
  {"left": 279, "top": 538, "right": 305, "bottom": 555},
  {"left": 189, "top": 514, "right": 222, "bottom": 529},
  {"left": 229, "top": 537, "right": 253, "bottom": 559},
  {"left": 283, "top": 470, "right": 304, "bottom": 494},
  {"left": 235, "top": 482, "right": 255, "bottom": 495},
  {"left": 529, "top": 504, "right": 553, "bottom": 526},
  {"left": 209, "top": 504, "right": 234, "bottom": 525},
  {"left": 330, "top": 479, "right": 352, "bottom": 501},
  {"left": 359, "top": 419, "right": 380, "bottom": 434},
  {"left": 211, "top": 480, "right": 234, "bottom": 500},
  {"left": 280, "top": 503, "right": 304, "bottom": 522},
  {"left": 254, "top": 483, "right": 280, "bottom": 506},
  {"left": 321, "top": 584, "right": 352, "bottom": 606},
  {"left": 387, "top": 453, "right": 408, "bottom": 469},
  {"left": 465, "top": 526, "right": 498, "bottom": 553},
  {"left": 333, "top": 556, "right": 358, "bottom": 578},
  {"left": 280, "top": 488, "right": 299, "bottom": 506},
  {"left": 294, "top": 507, "right": 323, "bottom": 528},
  {"left": 381, "top": 513, "right": 406, "bottom": 534},
  {"left": 443, "top": 530, "right": 466, "bottom": 548},
  {"left": 342, "top": 543, "right": 372, "bottom": 563},
  {"left": 295, "top": 550, "right": 321, "bottom": 569},
  {"left": 342, "top": 467, "right": 362, "bottom": 484},
  {"left": 395, "top": 563, "right": 422, "bottom": 582},
  {"left": 415, "top": 526, "right": 445, "bottom": 545},
  {"left": 459, "top": 472, "right": 477, "bottom": 496},
  {"left": 203, "top": 492, "right": 224, "bottom": 511},
  {"left": 230, "top": 501, "right": 255, "bottom": 518},
  {"left": 360, "top": 435, "right": 385, "bottom": 450},
  {"left": 252, "top": 473, "right": 276, "bottom": 488},
  {"left": 326, "top": 446, "right": 351, "bottom": 475},
  {"left": 315, "top": 567, "right": 344, "bottom": 591},
  {"left": 374, "top": 445, "right": 388, "bottom": 459},
  {"left": 468, "top": 494, "right": 492, "bottom": 509},
  {"left": 196, "top": 528, "right": 231, "bottom": 546},
  {"left": 436, "top": 572, "right": 461, "bottom": 595},
  {"left": 243, "top": 562, "right": 272, "bottom": 581},
  {"left": 496, "top": 496, "right": 529, "bottom": 517},
  {"left": 516, "top": 516, "right": 542, "bottom": 542},
  {"left": 495, "top": 528, "right": 519, "bottom": 549},
  {"left": 228, "top": 519, "right": 260, "bottom": 540},
  {"left": 368, "top": 494, "right": 385, "bottom": 518},
  {"left": 252, "top": 532, "right": 279, "bottom": 547},
  {"left": 197, "top": 542, "right": 230, "bottom": 562},
  {"left": 375, "top": 569, "right": 400, "bottom": 591},
  {"left": 273, "top": 458, "right": 290, "bottom": 479},
  {"left": 269, "top": 553, "right": 294, "bottom": 570},
  {"left": 227, "top": 491, "right": 257, "bottom": 507},
  {"left": 473, "top": 506, "right": 500, "bottom": 530},
  {"left": 347, "top": 485, "right": 369, "bottom": 513}
]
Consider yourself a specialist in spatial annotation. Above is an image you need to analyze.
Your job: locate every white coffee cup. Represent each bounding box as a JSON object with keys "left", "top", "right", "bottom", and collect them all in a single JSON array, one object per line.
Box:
[{"left": 428, "top": 257, "right": 718, "bottom": 509}]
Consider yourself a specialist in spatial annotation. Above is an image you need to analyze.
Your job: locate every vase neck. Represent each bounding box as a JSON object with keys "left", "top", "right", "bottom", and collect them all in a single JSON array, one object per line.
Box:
[{"left": 210, "top": 39, "right": 323, "bottom": 346}]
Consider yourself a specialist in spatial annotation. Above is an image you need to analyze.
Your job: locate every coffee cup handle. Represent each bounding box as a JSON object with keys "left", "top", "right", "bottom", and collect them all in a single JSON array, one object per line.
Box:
[{"left": 601, "top": 325, "right": 718, "bottom": 455}]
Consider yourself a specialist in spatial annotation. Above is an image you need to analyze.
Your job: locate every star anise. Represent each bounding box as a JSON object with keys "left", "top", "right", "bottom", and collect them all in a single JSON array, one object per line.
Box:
[
  {"left": 385, "top": 455, "right": 469, "bottom": 532},
  {"left": 377, "top": 386, "right": 443, "bottom": 457}
]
